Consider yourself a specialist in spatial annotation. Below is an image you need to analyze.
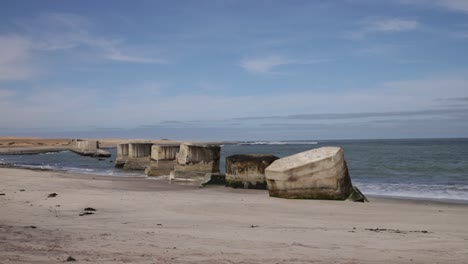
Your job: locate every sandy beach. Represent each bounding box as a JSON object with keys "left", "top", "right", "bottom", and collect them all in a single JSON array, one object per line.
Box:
[
  {"left": 1, "top": 167, "right": 467, "bottom": 264},
  {"left": 0, "top": 137, "right": 184, "bottom": 149}
]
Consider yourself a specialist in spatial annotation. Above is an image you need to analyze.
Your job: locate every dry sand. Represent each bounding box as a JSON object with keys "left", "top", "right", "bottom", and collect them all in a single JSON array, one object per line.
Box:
[{"left": 1, "top": 167, "right": 467, "bottom": 264}]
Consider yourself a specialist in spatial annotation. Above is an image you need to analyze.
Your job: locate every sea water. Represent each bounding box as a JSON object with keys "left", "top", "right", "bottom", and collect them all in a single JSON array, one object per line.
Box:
[{"left": 1, "top": 138, "right": 467, "bottom": 202}]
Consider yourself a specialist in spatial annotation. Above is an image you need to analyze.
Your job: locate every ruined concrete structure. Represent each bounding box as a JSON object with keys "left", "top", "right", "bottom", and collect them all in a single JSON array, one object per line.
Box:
[
  {"left": 265, "top": 147, "right": 353, "bottom": 200},
  {"left": 122, "top": 143, "right": 153, "bottom": 170},
  {"left": 69, "top": 139, "right": 110, "bottom": 157},
  {"left": 173, "top": 143, "right": 221, "bottom": 178},
  {"left": 145, "top": 144, "right": 180, "bottom": 176},
  {"left": 115, "top": 143, "right": 129, "bottom": 168},
  {"left": 225, "top": 154, "right": 279, "bottom": 189}
]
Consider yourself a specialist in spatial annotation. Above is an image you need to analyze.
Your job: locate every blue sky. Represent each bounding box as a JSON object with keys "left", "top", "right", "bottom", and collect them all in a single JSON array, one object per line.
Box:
[{"left": 1, "top": 0, "right": 467, "bottom": 140}]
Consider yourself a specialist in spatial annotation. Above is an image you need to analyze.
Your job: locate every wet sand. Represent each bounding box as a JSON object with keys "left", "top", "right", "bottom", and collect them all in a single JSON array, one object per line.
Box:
[{"left": 1, "top": 167, "right": 467, "bottom": 263}]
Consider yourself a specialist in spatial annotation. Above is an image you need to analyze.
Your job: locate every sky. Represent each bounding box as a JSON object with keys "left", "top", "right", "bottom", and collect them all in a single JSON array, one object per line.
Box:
[{"left": 0, "top": 0, "right": 467, "bottom": 141}]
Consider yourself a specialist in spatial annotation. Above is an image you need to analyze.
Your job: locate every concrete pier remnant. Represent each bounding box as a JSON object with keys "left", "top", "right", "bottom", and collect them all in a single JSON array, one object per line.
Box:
[
  {"left": 115, "top": 143, "right": 129, "bottom": 168},
  {"left": 173, "top": 143, "right": 221, "bottom": 178},
  {"left": 145, "top": 144, "right": 180, "bottom": 176},
  {"left": 265, "top": 147, "right": 353, "bottom": 200},
  {"left": 122, "top": 143, "right": 153, "bottom": 170},
  {"left": 69, "top": 139, "right": 111, "bottom": 157},
  {"left": 225, "top": 154, "right": 279, "bottom": 189}
]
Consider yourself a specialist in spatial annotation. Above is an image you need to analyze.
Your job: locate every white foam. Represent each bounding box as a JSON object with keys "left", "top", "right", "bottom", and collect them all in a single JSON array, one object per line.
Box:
[{"left": 354, "top": 181, "right": 468, "bottom": 201}]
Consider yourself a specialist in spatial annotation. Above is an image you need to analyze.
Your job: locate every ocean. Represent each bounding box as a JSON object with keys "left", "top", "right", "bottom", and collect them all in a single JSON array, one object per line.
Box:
[{"left": 1, "top": 138, "right": 467, "bottom": 202}]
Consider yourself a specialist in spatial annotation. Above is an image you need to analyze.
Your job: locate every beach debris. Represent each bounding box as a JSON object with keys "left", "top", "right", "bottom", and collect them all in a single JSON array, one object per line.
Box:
[
  {"left": 66, "top": 256, "right": 76, "bottom": 262},
  {"left": 0, "top": 193, "right": 5, "bottom": 196},
  {"left": 79, "top": 207, "right": 97, "bottom": 216},
  {"left": 346, "top": 186, "right": 369, "bottom": 202},
  {"left": 365, "top": 228, "right": 429, "bottom": 234},
  {"left": 250, "top": 225, "right": 260, "bottom": 228},
  {"left": 157, "top": 223, "right": 163, "bottom": 226},
  {"left": 47, "top": 193, "right": 58, "bottom": 198},
  {"left": 79, "top": 212, "right": 94, "bottom": 216},
  {"left": 265, "top": 147, "right": 353, "bottom": 200},
  {"left": 225, "top": 154, "right": 279, "bottom": 189},
  {"left": 19, "top": 189, "right": 25, "bottom": 192},
  {"left": 26, "top": 225, "right": 37, "bottom": 229}
]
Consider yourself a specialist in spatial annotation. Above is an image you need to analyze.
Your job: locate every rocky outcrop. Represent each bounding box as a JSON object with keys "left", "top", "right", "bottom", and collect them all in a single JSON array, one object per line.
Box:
[
  {"left": 225, "top": 154, "right": 279, "bottom": 189},
  {"left": 122, "top": 143, "right": 152, "bottom": 170},
  {"left": 115, "top": 143, "right": 129, "bottom": 168},
  {"left": 265, "top": 147, "right": 353, "bottom": 200},
  {"left": 346, "top": 186, "right": 368, "bottom": 202},
  {"left": 145, "top": 145, "right": 180, "bottom": 176},
  {"left": 173, "top": 143, "right": 221, "bottom": 178},
  {"left": 69, "top": 139, "right": 111, "bottom": 157}
]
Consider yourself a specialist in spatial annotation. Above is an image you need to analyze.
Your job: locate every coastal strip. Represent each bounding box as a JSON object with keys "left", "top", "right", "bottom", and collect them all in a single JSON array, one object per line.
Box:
[{"left": 1, "top": 167, "right": 467, "bottom": 263}]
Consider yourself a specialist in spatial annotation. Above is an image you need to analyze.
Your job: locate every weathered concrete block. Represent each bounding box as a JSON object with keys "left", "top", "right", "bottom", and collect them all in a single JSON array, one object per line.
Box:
[
  {"left": 201, "top": 173, "right": 226, "bottom": 186},
  {"left": 123, "top": 157, "right": 150, "bottom": 170},
  {"left": 225, "top": 154, "right": 279, "bottom": 189},
  {"left": 145, "top": 145, "right": 180, "bottom": 176},
  {"left": 173, "top": 143, "right": 220, "bottom": 178},
  {"left": 150, "top": 144, "right": 180, "bottom": 161},
  {"left": 128, "top": 143, "right": 152, "bottom": 158},
  {"left": 69, "top": 139, "right": 110, "bottom": 157},
  {"left": 71, "top": 139, "right": 99, "bottom": 150},
  {"left": 123, "top": 143, "right": 152, "bottom": 170},
  {"left": 115, "top": 143, "right": 129, "bottom": 168},
  {"left": 265, "top": 147, "right": 353, "bottom": 200},
  {"left": 145, "top": 160, "right": 176, "bottom": 176}
]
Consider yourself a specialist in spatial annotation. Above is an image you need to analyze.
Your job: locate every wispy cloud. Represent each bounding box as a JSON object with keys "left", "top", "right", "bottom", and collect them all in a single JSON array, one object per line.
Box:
[
  {"left": 399, "top": 0, "right": 468, "bottom": 14},
  {"left": 437, "top": 0, "right": 468, "bottom": 13},
  {"left": 231, "top": 108, "right": 468, "bottom": 121},
  {"left": 0, "top": 70, "right": 467, "bottom": 139},
  {"left": 0, "top": 35, "right": 37, "bottom": 80},
  {"left": 0, "top": 89, "right": 16, "bottom": 99},
  {"left": 240, "top": 55, "right": 326, "bottom": 74},
  {"left": 14, "top": 12, "right": 165, "bottom": 64},
  {"left": 347, "top": 17, "right": 419, "bottom": 40},
  {"left": 444, "top": 96, "right": 468, "bottom": 102}
]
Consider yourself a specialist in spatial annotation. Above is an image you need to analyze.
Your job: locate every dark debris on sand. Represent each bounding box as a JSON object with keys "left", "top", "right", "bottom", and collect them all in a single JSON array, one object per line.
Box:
[
  {"left": 66, "top": 256, "right": 76, "bottom": 262},
  {"left": 365, "top": 228, "right": 429, "bottom": 234},
  {"left": 47, "top": 193, "right": 58, "bottom": 198},
  {"left": 79, "top": 207, "right": 97, "bottom": 216}
]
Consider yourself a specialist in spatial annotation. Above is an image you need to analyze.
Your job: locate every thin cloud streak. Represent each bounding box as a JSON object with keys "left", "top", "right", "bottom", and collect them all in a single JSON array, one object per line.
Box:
[
  {"left": 14, "top": 12, "right": 165, "bottom": 65},
  {"left": 240, "top": 55, "right": 327, "bottom": 74},
  {"left": 399, "top": 0, "right": 468, "bottom": 14},
  {"left": 347, "top": 17, "right": 419, "bottom": 40},
  {"left": 231, "top": 108, "right": 468, "bottom": 121}
]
